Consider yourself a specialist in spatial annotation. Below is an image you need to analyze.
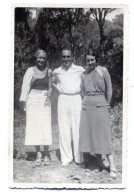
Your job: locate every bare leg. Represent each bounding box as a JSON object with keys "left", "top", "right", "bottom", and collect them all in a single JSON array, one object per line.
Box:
[
  {"left": 102, "top": 155, "right": 109, "bottom": 168},
  {"left": 43, "top": 145, "right": 50, "bottom": 166},
  {"left": 35, "top": 145, "right": 42, "bottom": 166},
  {"left": 35, "top": 145, "right": 42, "bottom": 156},
  {"left": 96, "top": 154, "right": 103, "bottom": 169},
  {"left": 106, "top": 154, "right": 116, "bottom": 170},
  {"left": 96, "top": 154, "right": 110, "bottom": 170},
  {"left": 35, "top": 145, "right": 40, "bottom": 152},
  {"left": 44, "top": 145, "right": 49, "bottom": 157},
  {"left": 106, "top": 153, "right": 116, "bottom": 178}
]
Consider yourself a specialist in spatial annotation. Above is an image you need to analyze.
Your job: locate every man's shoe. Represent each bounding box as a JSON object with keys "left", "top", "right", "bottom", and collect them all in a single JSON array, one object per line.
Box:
[
  {"left": 76, "top": 162, "right": 85, "bottom": 168},
  {"left": 61, "top": 162, "right": 69, "bottom": 167}
]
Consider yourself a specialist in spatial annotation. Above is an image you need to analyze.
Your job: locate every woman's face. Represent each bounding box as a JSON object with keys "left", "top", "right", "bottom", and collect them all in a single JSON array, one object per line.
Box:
[
  {"left": 86, "top": 55, "right": 96, "bottom": 72},
  {"left": 36, "top": 51, "right": 47, "bottom": 68}
]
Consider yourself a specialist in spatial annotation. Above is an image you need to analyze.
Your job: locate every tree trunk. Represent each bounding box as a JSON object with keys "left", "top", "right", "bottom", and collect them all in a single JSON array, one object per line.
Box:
[{"left": 99, "top": 23, "right": 105, "bottom": 56}]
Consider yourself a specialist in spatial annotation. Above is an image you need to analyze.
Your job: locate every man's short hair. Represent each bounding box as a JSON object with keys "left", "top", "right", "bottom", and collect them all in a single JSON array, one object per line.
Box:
[{"left": 61, "top": 47, "right": 73, "bottom": 57}]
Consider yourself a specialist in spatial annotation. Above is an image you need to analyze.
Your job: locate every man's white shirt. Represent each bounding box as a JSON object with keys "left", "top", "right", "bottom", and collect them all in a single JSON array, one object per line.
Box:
[{"left": 52, "top": 63, "right": 85, "bottom": 93}]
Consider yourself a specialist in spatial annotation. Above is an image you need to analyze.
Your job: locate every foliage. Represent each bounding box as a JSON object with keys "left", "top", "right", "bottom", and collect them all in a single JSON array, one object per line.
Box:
[
  {"left": 89, "top": 8, "right": 116, "bottom": 54},
  {"left": 104, "top": 14, "right": 123, "bottom": 104},
  {"left": 14, "top": 8, "right": 123, "bottom": 108}
]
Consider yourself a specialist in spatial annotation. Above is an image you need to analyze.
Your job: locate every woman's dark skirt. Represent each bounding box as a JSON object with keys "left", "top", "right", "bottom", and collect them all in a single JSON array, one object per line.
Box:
[{"left": 79, "top": 95, "right": 112, "bottom": 155}]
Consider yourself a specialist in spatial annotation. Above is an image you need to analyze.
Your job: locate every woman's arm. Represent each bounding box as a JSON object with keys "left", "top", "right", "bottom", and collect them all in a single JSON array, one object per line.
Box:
[
  {"left": 20, "top": 67, "right": 33, "bottom": 110},
  {"left": 80, "top": 73, "right": 85, "bottom": 99},
  {"left": 102, "top": 67, "right": 112, "bottom": 105}
]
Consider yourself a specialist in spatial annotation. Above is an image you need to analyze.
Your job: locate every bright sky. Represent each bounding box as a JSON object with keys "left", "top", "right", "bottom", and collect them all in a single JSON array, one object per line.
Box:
[
  {"left": 30, "top": 8, "right": 123, "bottom": 20},
  {"left": 106, "top": 8, "right": 123, "bottom": 21}
]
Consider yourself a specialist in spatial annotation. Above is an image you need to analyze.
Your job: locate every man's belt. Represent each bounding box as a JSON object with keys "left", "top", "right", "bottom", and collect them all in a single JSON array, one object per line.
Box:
[{"left": 60, "top": 92, "right": 80, "bottom": 95}]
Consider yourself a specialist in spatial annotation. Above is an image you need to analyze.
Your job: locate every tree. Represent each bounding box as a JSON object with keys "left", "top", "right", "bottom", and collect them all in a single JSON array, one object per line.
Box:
[
  {"left": 89, "top": 8, "right": 115, "bottom": 56},
  {"left": 104, "top": 14, "right": 123, "bottom": 105},
  {"left": 14, "top": 8, "right": 123, "bottom": 108}
]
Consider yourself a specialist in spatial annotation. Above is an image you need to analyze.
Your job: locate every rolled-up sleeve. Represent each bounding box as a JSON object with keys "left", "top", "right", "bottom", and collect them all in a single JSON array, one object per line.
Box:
[{"left": 20, "top": 67, "right": 33, "bottom": 102}]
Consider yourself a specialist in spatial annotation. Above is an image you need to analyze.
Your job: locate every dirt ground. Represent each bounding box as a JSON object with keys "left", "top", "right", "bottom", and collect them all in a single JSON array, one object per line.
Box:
[
  {"left": 13, "top": 124, "right": 122, "bottom": 184},
  {"left": 13, "top": 93, "right": 122, "bottom": 185}
]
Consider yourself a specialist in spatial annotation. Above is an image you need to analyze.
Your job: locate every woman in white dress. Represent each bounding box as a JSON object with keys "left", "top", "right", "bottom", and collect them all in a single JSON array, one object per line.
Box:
[{"left": 20, "top": 49, "right": 52, "bottom": 166}]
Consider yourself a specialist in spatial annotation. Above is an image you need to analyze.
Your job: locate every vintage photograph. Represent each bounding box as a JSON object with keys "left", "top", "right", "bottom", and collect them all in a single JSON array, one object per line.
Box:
[{"left": 10, "top": 5, "right": 127, "bottom": 188}]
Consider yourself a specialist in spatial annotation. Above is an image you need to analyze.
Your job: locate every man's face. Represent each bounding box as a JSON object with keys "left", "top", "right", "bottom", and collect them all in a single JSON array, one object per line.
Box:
[{"left": 62, "top": 50, "right": 72, "bottom": 69}]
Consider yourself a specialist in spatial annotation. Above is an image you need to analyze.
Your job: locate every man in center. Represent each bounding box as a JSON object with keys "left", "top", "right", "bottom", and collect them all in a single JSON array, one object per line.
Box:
[{"left": 52, "top": 48, "right": 85, "bottom": 167}]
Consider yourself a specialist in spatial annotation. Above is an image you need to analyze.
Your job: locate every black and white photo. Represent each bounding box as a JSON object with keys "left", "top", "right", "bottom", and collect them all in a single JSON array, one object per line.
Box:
[{"left": 9, "top": 4, "right": 127, "bottom": 189}]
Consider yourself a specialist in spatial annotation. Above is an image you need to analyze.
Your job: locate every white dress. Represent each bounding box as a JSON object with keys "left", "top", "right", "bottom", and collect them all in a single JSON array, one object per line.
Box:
[{"left": 20, "top": 66, "right": 52, "bottom": 145}]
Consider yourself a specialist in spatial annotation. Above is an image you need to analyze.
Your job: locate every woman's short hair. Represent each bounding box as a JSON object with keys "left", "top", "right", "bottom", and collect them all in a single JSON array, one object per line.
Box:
[
  {"left": 86, "top": 48, "right": 96, "bottom": 58},
  {"left": 86, "top": 48, "right": 106, "bottom": 64},
  {"left": 35, "top": 49, "right": 47, "bottom": 58}
]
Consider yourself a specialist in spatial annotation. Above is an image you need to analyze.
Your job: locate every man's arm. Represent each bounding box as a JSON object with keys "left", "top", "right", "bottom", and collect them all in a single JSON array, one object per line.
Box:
[{"left": 47, "top": 69, "right": 53, "bottom": 96}]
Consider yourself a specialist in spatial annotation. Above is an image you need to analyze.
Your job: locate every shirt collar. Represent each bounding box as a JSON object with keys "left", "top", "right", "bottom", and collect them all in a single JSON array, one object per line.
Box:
[{"left": 61, "top": 63, "right": 77, "bottom": 70}]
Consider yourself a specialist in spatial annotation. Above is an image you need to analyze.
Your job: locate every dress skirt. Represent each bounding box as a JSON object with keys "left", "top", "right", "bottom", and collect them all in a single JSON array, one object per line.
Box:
[
  {"left": 25, "top": 89, "right": 52, "bottom": 145},
  {"left": 79, "top": 95, "right": 112, "bottom": 154}
]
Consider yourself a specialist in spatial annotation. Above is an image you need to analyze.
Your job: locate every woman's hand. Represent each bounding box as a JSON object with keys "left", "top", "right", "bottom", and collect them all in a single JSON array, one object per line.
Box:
[
  {"left": 52, "top": 83, "right": 61, "bottom": 94},
  {"left": 107, "top": 104, "right": 111, "bottom": 111},
  {"left": 45, "top": 96, "right": 50, "bottom": 107},
  {"left": 47, "top": 88, "right": 52, "bottom": 96}
]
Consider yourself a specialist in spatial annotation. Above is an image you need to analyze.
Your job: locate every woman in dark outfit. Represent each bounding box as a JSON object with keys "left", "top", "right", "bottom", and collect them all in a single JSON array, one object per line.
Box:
[
  {"left": 20, "top": 49, "right": 52, "bottom": 166},
  {"left": 79, "top": 49, "right": 116, "bottom": 178}
]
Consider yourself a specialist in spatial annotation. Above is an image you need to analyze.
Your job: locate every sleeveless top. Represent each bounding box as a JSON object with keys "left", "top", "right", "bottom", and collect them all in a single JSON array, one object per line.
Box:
[
  {"left": 83, "top": 69, "right": 105, "bottom": 93},
  {"left": 31, "top": 66, "right": 49, "bottom": 90}
]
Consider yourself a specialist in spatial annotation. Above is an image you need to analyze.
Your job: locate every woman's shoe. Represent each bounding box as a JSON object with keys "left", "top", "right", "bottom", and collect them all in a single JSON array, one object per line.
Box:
[
  {"left": 110, "top": 169, "right": 117, "bottom": 179},
  {"left": 35, "top": 152, "right": 42, "bottom": 166},
  {"left": 44, "top": 156, "right": 51, "bottom": 166},
  {"left": 35, "top": 157, "right": 42, "bottom": 166}
]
